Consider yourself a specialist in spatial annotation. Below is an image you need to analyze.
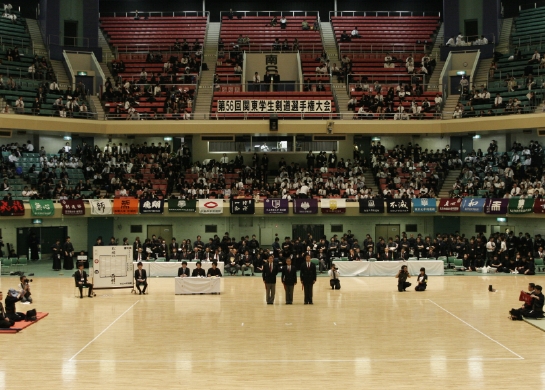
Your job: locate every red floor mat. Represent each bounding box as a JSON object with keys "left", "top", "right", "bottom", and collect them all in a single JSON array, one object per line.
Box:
[{"left": 0, "top": 312, "right": 49, "bottom": 333}]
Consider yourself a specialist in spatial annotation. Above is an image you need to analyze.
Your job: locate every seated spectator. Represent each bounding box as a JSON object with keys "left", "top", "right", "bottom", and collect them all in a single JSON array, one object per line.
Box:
[
  {"left": 351, "top": 27, "right": 360, "bottom": 39},
  {"left": 301, "top": 19, "right": 309, "bottom": 30},
  {"left": 280, "top": 16, "right": 287, "bottom": 29},
  {"left": 340, "top": 30, "right": 351, "bottom": 42},
  {"left": 207, "top": 261, "right": 222, "bottom": 277}
]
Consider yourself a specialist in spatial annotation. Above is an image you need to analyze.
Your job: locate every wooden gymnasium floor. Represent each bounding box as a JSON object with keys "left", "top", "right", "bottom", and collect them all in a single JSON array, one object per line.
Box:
[{"left": 1, "top": 274, "right": 544, "bottom": 389}]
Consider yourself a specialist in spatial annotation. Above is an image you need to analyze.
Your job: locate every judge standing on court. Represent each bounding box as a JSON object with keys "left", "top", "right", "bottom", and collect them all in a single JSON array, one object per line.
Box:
[
  {"left": 262, "top": 255, "right": 278, "bottom": 304},
  {"left": 282, "top": 257, "right": 297, "bottom": 304},
  {"left": 300, "top": 254, "right": 317, "bottom": 304}
]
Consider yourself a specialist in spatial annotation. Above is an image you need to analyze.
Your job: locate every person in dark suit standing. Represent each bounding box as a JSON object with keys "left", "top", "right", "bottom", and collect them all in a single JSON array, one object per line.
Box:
[
  {"left": 281, "top": 257, "right": 297, "bottom": 304},
  {"left": 74, "top": 263, "right": 94, "bottom": 298},
  {"left": 262, "top": 255, "right": 278, "bottom": 304},
  {"left": 191, "top": 261, "right": 206, "bottom": 277},
  {"left": 63, "top": 236, "right": 75, "bottom": 270},
  {"left": 300, "top": 254, "right": 317, "bottom": 304},
  {"left": 52, "top": 239, "right": 62, "bottom": 271},
  {"left": 134, "top": 262, "right": 147, "bottom": 295},
  {"left": 178, "top": 261, "right": 190, "bottom": 277}
]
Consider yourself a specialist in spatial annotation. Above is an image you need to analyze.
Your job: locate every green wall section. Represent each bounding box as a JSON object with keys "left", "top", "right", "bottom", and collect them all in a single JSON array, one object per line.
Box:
[
  {"left": 434, "top": 216, "right": 461, "bottom": 236},
  {"left": 87, "top": 217, "right": 114, "bottom": 254},
  {"left": 59, "top": 0, "right": 84, "bottom": 45},
  {"left": 459, "top": 0, "right": 483, "bottom": 37}
]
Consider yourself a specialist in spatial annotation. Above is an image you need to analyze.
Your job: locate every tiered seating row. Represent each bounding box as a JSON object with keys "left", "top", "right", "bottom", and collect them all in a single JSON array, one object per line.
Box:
[{"left": 100, "top": 16, "right": 208, "bottom": 51}]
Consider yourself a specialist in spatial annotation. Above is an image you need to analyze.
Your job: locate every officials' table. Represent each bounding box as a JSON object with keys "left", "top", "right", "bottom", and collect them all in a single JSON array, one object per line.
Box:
[
  {"left": 336, "top": 260, "right": 444, "bottom": 276},
  {"left": 175, "top": 277, "right": 222, "bottom": 294},
  {"left": 133, "top": 261, "right": 224, "bottom": 277}
]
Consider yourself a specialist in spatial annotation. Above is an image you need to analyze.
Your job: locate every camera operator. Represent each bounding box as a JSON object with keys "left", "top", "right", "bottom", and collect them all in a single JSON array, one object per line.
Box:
[
  {"left": 5, "top": 288, "right": 25, "bottom": 322},
  {"left": 328, "top": 263, "right": 341, "bottom": 290},
  {"left": 395, "top": 265, "right": 412, "bottom": 292},
  {"left": 18, "top": 275, "right": 32, "bottom": 303}
]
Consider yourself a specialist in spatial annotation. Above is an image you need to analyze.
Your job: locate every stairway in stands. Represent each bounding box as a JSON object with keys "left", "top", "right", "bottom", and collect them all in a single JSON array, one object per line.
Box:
[
  {"left": 26, "top": 19, "right": 71, "bottom": 89},
  {"left": 438, "top": 170, "right": 460, "bottom": 198},
  {"left": 496, "top": 18, "right": 513, "bottom": 54},
  {"left": 361, "top": 170, "right": 377, "bottom": 195},
  {"left": 97, "top": 28, "right": 115, "bottom": 83},
  {"left": 427, "top": 23, "right": 445, "bottom": 92},
  {"left": 194, "top": 22, "right": 220, "bottom": 119},
  {"left": 320, "top": 22, "right": 351, "bottom": 119}
]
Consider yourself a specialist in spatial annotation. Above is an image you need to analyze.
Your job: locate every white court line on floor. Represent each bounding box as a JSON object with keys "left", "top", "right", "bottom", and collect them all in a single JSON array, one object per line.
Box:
[
  {"left": 70, "top": 357, "right": 523, "bottom": 364},
  {"left": 68, "top": 300, "right": 140, "bottom": 362},
  {"left": 427, "top": 299, "right": 524, "bottom": 360}
]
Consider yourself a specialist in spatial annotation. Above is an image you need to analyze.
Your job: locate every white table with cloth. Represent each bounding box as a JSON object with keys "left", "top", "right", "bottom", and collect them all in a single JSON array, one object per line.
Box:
[
  {"left": 174, "top": 277, "right": 222, "bottom": 294},
  {"left": 133, "top": 261, "right": 224, "bottom": 277},
  {"left": 335, "top": 260, "right": 444, "bottom": 276}
]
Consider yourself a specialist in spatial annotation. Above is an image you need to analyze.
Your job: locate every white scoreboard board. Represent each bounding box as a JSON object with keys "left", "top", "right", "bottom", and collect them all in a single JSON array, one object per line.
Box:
[{"left": 93, "top": 246, "right": 134, "bottom": 289}]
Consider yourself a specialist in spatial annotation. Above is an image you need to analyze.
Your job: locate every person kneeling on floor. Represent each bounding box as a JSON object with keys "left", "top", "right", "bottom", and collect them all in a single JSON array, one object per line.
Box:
[
  {"left": 328, "top": 264, "right": 341, "bottom": 290},
  {"left": 0, "top": 291, "right": 15, "bottom": 328},
  {"left": 74, "top": 263, "right": 94, "bottom": 298},
  {"left": 5, "top": 288, "right": 25, "bottom": 322},
  {"left": 395, "top": 265, "right": 411, "bottom": 292},
  {"left": 509, "top": 284, "right": 544, "bottom": 320},
  {"left": 415, "top": 267, "right": 428, "bottom": 291}
]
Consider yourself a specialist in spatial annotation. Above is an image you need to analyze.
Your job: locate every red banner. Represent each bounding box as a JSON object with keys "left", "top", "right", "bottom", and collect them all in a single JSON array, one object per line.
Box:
[
  {"left": 519, "top": 291, "right": 532, "bottom": 306},
  {"left": 0, "top": 200, "right": 25, "bottom": 216},
  {"left": 438, "top": 198, "right": 462, "bottom": 212},
  {"left": 113, "top": 198, "right": 139, "bottom": 214},
  {"left": 61, "top": 199, "right": 85, "bottom": 215},
  {"left": 534, "top": 199, "right": 545, "bottom": 214}
]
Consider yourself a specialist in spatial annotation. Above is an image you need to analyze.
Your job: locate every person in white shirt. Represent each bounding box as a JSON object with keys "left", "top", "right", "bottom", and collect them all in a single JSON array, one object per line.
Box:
[
  {"left": 456, "top": 33, "right": 464, "bottom": 46},
  {"left": 446, "top": 36, "right": 455, "bottom": 46},
  {"left": 384, "top": 53, "right": 394, "bottom": 68},
  {"left": 15, "top": 96, "right": 24, "bottom": 114},
  {"left": 25, "top": 141, "right": 34, "bottom": 152},
  {"left": 528, "top": 50, "right": 541, "bottom": 64},
  {"left": 493, "top": 93, "right": 503, "bottom": 108},
  {"left": 351, "top": 27, "right": 360, "bottom": 38},
  {"left": 480, "top": 35, "right": 488, "bottom": 45}
]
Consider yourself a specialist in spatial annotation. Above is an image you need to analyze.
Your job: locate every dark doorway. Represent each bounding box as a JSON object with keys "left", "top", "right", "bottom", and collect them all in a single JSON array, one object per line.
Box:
[
  {"left": 75, "top": 75, "right": 94, "bottom": 95},
  {"left": 450, "top": 135, "right": 474, "bottom": 160},
  {"left": 292, "top": 224, "right": 325, "bottom": 242},
  {"left": 64, "top": 20, "right": 78, "bottom": 46},
  {"left": 464, "top": 19, "right": 478, "bottom": 42},
  {"left": 16, "top": 226, "right": 68, "bottom": 259}
]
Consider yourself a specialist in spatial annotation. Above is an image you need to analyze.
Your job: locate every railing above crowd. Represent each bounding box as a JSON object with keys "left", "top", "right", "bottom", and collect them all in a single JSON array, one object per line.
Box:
[
  {"left": 219, "top": 10, "right": 320, "bottom": 18},
  {"left": 329, "top": 10, "right": 441, "bottom": 18},
  {"left": 98, "top": 11, "right": 210, "bottom": 18}
]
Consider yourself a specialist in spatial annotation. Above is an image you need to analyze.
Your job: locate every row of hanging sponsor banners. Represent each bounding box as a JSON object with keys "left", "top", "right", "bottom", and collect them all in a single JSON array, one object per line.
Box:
[{"left": 0, "top": 197, "right": 544, "bottom": 217}]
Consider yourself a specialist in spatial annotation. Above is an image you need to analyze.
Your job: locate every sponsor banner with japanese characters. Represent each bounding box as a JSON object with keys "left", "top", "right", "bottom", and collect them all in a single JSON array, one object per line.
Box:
[
  {"left": 0, "top": 200, "right": 25, "bottom": 216},
  {"left": 293, "top": 198, "right": 318, "bottom": 214},
  {"left": 89, "top": 199, "right": 113, "bottom": 215},
  {"left": 61, "top": 199, "right": 85, "bottom": 215},
  {"left": 460, "top": 198, "right": 486, "bottom": 213},
  {"left": 358, "top": 199, "right": 385, "bottom": 213},
  {"left": 230, "top": 199, "right": 255, "bottom": 215},
  {"left": 30, "top": 200, "right": 55, "bottom": 216},
  {"left": 198, "top": 199, "right": 224, "bottom": 214},
  {"left": 438, "top": 198, "right": 462, "bottom": 212},
  {"left": 113, "top": 198, "right": 139, "bottom": 215},
  {"left": 508, "top": 197, "right": 534, "bottom": 214},
  {"left": 484, "top": 198, "right": 509, "bottom": 214},
  {"left": 216, "top": 99, "right": 332, "bottom": 113},
  {"left": 533, "top": 198, "right": 545, "bottom": 214},
  {"left": 168, "top": 199, "right": 197, "bottom": 212},
  {"left": 139, "top": 199, "right": 164, "bottom": 214},
  {"left": 413, "top": 198, "right": 436, "bottom": 213},
  {"left": 386, "top": 199, "right": 411, "bottom": 213},
  {"left": 321, "top": 199, "right": 346, "bottom": 214},
  {"left": 264, "top": 199, "right": 289, "bottom": 214}
]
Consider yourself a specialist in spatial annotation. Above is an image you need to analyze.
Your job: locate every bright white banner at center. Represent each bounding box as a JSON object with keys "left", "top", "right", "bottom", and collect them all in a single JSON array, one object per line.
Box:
[
  {"left": 216, "top": 99, "right": 332, "bottom": 113},
  {"left": 89, "top": 199, "right": 113, "bottom": 215},
  {"left": 198, "top": 199, "right": 224, "bottom": 214}
]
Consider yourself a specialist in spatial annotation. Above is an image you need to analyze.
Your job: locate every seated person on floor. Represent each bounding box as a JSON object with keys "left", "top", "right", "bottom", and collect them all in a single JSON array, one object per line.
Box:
[
  {"left": 74, "top": 263, "right": 94, "bottom": 298},
  {"left": 134, "top": 262, "right": 148, "bottom": 294},
  {"left": 207, "top": 261, "right": 223, "bottom": 277}
]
